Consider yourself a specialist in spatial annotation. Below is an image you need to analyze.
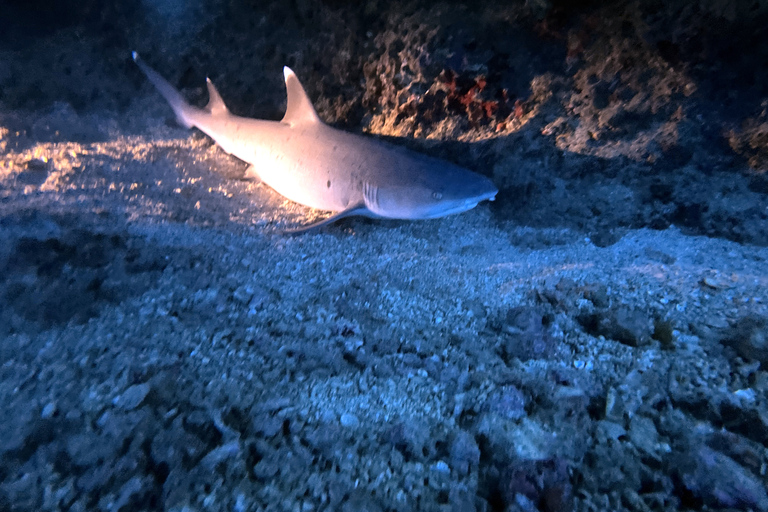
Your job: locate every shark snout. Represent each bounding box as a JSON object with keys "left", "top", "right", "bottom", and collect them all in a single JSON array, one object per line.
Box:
[{"left": 425, "top": 185, "right": 498, "bottom": 218}]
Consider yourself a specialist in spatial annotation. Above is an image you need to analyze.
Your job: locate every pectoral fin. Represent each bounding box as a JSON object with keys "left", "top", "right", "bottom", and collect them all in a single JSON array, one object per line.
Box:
[
  {"left": 282, "top": 204, "right": 373, "bottom": 234},
  {"left": 244, "top": 165, "right": 261, "bottom": 183}
]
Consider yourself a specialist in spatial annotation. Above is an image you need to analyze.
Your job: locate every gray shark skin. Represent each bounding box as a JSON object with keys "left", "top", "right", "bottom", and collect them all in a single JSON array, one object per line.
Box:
[{"left": 132, "top": 52, "right": 498, "bottom": 232}]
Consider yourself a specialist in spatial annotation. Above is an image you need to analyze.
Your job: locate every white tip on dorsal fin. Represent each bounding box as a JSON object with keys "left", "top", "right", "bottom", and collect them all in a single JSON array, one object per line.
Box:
[
  {"left": 281, "top": 66, "right": 320, "bottom": 126},
  {"left": 205, "top": 78, "right": 229, "bottom": 116}
]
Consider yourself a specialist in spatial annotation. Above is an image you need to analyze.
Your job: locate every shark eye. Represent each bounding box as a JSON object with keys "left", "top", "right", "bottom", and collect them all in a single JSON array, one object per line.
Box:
[{"left": 432, "top": 192, "right": 443, "bottom": 200}]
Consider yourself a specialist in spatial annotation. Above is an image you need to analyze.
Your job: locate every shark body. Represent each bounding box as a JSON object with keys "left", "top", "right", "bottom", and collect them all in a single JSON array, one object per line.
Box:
[{"left": 132, "top": 53, "right": 498, "bottom": 232}]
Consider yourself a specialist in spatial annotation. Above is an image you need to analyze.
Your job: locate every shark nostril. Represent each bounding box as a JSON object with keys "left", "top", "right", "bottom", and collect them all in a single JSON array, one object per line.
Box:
[{"left": 432, "top": 192, "right": 443, "bottom": 200}]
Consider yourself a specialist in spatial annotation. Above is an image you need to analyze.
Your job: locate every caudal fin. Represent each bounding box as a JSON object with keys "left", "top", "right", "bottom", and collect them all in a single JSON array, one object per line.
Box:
[{"left": 132, "top": 52, "right": 196, "bottom": 128}]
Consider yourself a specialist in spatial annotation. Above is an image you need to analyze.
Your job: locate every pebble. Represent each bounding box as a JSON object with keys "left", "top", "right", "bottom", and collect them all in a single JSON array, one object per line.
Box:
[
  {"left": 111, "top": 476, "right": 146, "bottom": 511},
  {"left": 200, "top": 441, "right": 240, "bottom": 469},
  {"left": 596, "top": 420, "right": 627, "bottom": 442},
  {"left": 701, "top": 273, "right": 733, "bottom": 290},
  {"left": 430, "top": 460, "right": 450, "bottom": 474},
  {"left": 113, "top": 383, "right": 151, "bottom": 411},
  {"left": 233, "top": 285, "right": 254, "bottom": 304},
  {"left": 733, "top": 388, "right": 756, "bottom": 405},
  {"left": 340, "top": 413, "right": 359, "bottom": 428},
  {"left": 41, "top": 402, "right": 57, "bottom": 419}
]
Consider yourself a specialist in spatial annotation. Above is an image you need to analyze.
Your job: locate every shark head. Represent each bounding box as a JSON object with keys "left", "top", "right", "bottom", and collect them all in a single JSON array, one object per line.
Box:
[{"left": 364, "top": 168, "right": 498, "bottom": 220}]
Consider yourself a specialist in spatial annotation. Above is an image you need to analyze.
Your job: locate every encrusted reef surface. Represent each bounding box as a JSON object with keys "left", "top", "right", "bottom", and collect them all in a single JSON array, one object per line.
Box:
[{"left": 1, "top": 1, "right": 767, "bottom": 511}]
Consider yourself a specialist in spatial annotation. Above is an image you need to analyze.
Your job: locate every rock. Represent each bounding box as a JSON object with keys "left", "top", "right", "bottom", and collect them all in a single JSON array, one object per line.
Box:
[
  {"left": 603, "top": 387, "right": 625, "bottom": 422},
  {"left": 674, "top": 445, "right": 768, "bottom": 511},
  {"left": 628, "top": 415, "right": 667, "bottom": 460},
  {"left": 341, "top": 489, "right": 383, "bottom": 512},
  {"left": 496, "top": 306, "right": 556, "bottom": 361},
  {"left": 66, "top": 433, "right": 117, "bottom": 467},
  {"left": 151, "top": 417, "right": 207, "bottom": 468},
  {"left": 232, "top": 284, "right": 253, "bottom": 304},
  {"left": 113, "top": 383, "right": 151, "bottom": 411},
  {"left": 252, "top": 413, "right": 284, "bottom": 438},
  {"left": 252, "top": 451, "right": 281, "bottom": 480},
  {"left": 449, "top": 431, "right": 480, "bottom": 476},
  {"left": 487, "top": 386, "right": 527, "bottom": 420},
  {"left": 110, "top": 476, "right": 147, "bottom": 511},
  {"left": 200, "top": 441, "right": 240, "bottom": 470},
  {"left": 595, "top": 420, "right": 627, "bottom": 443},
  {"left": 449, "top": 487, "right": 477, "bottom": 512},
  {"left": 76, "top": 463, "right": 115, "bottom": 493},
  {"left": 602, "top": 307, "right": 654, "bottom": 347},
  {"left": 721, "top": 316, "right": 768, "bottom": 365},
  {"left": 0, "top": 472, "right": 39, "bottom": 510},
  {"left": 387, "top": 421, "right": 431, "bottom": 460},
  {"left": 498, "top": 458, "right": 572, "bottom": 512},
  {"left": 584, "top": 305, "right": 654, "bottom": 347},
  {"left": 303, "top": 426, "right": 344, "bottom": 462}
]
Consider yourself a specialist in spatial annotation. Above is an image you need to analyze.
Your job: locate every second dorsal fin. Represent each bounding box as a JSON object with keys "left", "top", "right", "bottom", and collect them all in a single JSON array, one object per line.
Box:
[
  {"left": 205, "top": 78, "right": 229, "bottom": 116},
  {"left": 281, "top": 67, "right": 320, "bottom": 126}
]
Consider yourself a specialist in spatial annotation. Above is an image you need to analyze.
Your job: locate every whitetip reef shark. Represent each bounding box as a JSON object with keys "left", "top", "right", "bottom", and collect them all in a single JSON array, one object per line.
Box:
[{"left": 132, "top": 52, "right": 498, "bottom": 232}]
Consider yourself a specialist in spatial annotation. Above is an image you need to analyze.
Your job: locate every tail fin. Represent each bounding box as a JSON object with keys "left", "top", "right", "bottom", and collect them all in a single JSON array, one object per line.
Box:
[{"left": 132, "top": 52, "right": 196, "bottom": 128}]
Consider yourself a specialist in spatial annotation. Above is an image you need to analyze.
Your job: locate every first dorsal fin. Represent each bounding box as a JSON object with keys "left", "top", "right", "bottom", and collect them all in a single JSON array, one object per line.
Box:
[
  {"left": 205, "top": 78, "right": 229, "bottom": 116},
  {"left": 281, "top": 66, "right": 320, "bottom": 126}
]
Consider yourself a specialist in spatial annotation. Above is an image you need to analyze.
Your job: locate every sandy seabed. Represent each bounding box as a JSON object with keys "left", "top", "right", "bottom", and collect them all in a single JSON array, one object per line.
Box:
[{"left": 1, "top": 1, "right": 768, "bottom": 510}]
